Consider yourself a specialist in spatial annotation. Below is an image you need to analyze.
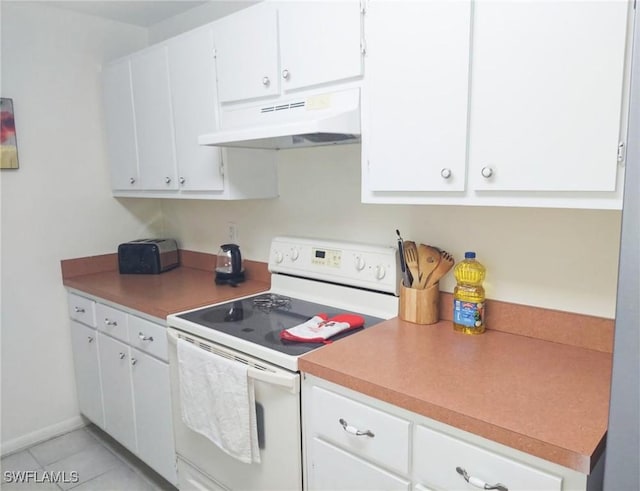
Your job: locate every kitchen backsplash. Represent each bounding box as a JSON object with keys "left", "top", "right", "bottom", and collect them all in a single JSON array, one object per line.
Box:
[{"left": 160, "top": 144, "right": 622, "bottom": 319}]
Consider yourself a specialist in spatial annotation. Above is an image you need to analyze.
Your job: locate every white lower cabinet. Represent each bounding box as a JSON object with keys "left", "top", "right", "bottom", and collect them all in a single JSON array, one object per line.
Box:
[
  {"left": 303, "top": 375, "right": 595, "bottom": 491},
  {"left": 67, "top": 293, "right": 177, "bottom": 486}
]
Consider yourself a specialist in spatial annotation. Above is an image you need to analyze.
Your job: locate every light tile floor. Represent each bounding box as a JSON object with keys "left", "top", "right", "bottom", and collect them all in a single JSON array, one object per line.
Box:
[{"left": 1, "top": 425, "right": 177, "bottom": 491}]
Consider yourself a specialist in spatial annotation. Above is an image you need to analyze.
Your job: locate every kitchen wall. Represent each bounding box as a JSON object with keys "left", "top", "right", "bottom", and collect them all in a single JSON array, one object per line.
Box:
[{"left": 0, "top": 2, "right": 162, "bottom": 453}]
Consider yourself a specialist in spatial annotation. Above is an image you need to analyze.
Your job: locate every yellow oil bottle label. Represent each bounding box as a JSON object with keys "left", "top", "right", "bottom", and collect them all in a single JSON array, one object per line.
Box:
[{"left": 453, "top": 300, "right": 485, "bottom": 329}]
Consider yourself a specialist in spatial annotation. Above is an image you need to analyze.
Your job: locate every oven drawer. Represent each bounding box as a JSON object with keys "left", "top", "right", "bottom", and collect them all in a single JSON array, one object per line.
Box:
[
  {"left": 309, "top": 386, "right": 411, "bottom": 475},
  {"left": 413, "top": 424, "right": 562, "bottom": 491},
  {"left": 68, "top": 293, "right": 96, "bottom": 327},
  {"left": 128, "top": 315, "right": 168, "bottom": 361},
  {"left": 96, "top": 303, "right": 128, "bottom": 342}
]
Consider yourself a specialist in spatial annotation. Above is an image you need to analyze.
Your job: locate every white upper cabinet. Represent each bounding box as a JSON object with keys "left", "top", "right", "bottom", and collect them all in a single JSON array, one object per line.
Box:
[
  {"left": 278, "top": 1, "right": 363, "bottom": 93},
  {"left": 468, "top": 0, "right": 629, "bottom": 193},
  {"left": 363, "top": 0, "right": 471, "bottom": 192},
  {"left": 102, "top": 58, "right": 139, "bottom": 191},
  {"left": 130, "top": 45, "right": 178, "bottom": 191},
  {"left": 168, "top": 26, "right": 224, "bottom": 192},
  {"left": 214, "top": 2, "right": 280, "bottom": 103},
  {"left": 215, "top": 1, "right": 363, "bottom": 104}
]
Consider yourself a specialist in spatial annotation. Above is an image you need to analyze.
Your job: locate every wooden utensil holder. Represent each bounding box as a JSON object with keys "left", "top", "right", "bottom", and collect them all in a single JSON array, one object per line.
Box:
[{"left": 399, "top": 284, "right": 439, "bottom": 325}]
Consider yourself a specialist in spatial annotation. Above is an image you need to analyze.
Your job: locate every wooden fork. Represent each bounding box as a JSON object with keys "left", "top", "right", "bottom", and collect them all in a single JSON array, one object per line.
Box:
[
  {"left": 403, "top": 241, "right": 420, "bottom": 288},
  {"left": 426, "top": 247, "right": 455, "bottom": 287}
]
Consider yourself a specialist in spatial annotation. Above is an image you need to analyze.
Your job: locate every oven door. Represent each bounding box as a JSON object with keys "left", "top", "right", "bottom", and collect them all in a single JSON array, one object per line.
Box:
[{"left": 167, "top": 328, "right": 302, "bottom": 491}]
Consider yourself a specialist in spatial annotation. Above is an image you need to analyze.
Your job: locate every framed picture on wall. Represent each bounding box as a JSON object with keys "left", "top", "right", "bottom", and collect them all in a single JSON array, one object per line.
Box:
[{"left": 1, "top": 98, "right": 19, "bottom": 169}]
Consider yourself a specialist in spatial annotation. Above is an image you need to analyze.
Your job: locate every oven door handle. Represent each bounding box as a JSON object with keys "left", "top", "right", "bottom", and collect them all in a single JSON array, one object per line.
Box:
[{"left": 168, "top": 328, "right": 300, "bottom": 395}]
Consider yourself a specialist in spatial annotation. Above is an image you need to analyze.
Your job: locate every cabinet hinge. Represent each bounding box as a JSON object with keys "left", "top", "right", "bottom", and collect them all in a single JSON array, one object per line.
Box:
[
  {"left": 360, "top": 0, "right": 367, "bottom": 14},
  {"left": 219, "top": 159, "right": 225, "bottom": 177},
  {"left": 360, "top": 38, "right": 367, "bottom": 56},
  {"left": 617, "top": 141, "right": 626, "bottom": 166},
  {"left": 212, "top": 47, "right": 217, "bottom": 59}
]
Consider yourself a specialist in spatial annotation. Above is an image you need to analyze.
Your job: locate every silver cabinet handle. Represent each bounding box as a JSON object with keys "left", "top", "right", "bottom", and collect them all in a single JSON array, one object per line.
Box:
[
  {"left": 481, "top": 166, "right": 494, "bottom": 178},
  {"left": 339, "top": 418, "right": 374, "bottom": 438},
  {"left": 282, "top": 69, "right": 290, "bottom": 80},
  {"left": 74, "top": 307, "right": 85, "bottom": 313},
  {"left": 138, "top": 332, "right": 153, "bottom": 342},
  {"left": 456, "top": 467, "right": 508, "bottom": 491},
  {"left": 262, "top": 76, "right": 270, "bottom": 86},
  {"left": 131, "top": 358, "right": 137, "bottom": 366},
  {"left": 119, "top": 352, "right": 126, "bottom": 360},
  {"left": 441, "top": 168, "right": 452, "bottom": 179},
  {"left": 165, "top": 176, "right": 171, "bottom": 184},
  {"left": 87, "top": 336, "right": 94, "bottom": 343},
  {"left": 104, "top": 318, "right": 117, "bottom": 326},
  {"left": 130, "top": 177, "right": 136, "bottom": 184},
  {"left": 179, "top": 177, "right": 185, "bottom": 184}
]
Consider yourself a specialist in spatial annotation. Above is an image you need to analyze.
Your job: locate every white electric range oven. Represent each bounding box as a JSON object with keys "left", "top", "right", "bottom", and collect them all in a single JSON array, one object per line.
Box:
[{"left": 167, "top": 236, "right": 399, "bottom": 490}]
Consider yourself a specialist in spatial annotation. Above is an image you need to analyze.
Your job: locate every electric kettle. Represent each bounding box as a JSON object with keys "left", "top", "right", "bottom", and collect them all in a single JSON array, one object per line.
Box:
[{"left": 215, "top": 243, "right": 245, "bottom": 285}]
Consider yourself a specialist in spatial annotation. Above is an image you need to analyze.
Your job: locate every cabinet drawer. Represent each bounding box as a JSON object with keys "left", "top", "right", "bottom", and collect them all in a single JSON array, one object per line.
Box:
[
  {"left": 128, "top": 315, "right": 168, "bottom": 361},
  {"left": 413, "top": 425, "right": 562, "bottom": 491},
  {"left": 310, "top": 386, "right": 410, "bottom": 475},
  {"left": 309, "top": 437, "right": 410, "bottom": 491},
  {"left": 96, "top": 304, "right": 128, "bottom": 342},
  {"left": 68, "top": 293, "right": 96, "bottom": 327}
]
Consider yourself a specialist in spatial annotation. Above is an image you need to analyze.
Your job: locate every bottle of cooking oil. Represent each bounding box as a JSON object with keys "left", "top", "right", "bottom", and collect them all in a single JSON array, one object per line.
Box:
[{"left": 453, "top": 252, "right": 486, "bottom": 334}]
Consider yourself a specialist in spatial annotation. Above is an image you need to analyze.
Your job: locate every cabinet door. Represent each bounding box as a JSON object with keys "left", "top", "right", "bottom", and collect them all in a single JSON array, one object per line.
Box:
[
  {"left": 364, "top": 1, "right": 471, "bottom": 192},
  {"left": 308, "top": 438, "right": 410, "bottom": 491},
  {"left": 214, "top": 3, "right": 279, "bottom": 103},
  {"left": 102, "top": 58, "right": 139, "bottom": 191},
  {"left": 468, "top": 0, "right": 629, "bottom": 191},
  {"left": 69, "top": 321, "right": 104, "bottom": 427},
  {"left": 130, "top": 348, "right": 177, "bottom": 485},
  {"left": 278, "top": 1, "right": 363, "bottom": 92},
  {"left": 130, "top": 45, "right": 178, "bottom": 190},
  {"left": 168, "top": 26, "right": 224, "bottom": 192},
  {"left": 98, "top": 334, "right": 136, "bottom": 452}
]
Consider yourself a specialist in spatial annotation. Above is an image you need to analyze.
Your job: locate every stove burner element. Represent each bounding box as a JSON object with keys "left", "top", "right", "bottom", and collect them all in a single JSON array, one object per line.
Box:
[{"left": 252, "top": 294, "right": 291, "bottom": 312}]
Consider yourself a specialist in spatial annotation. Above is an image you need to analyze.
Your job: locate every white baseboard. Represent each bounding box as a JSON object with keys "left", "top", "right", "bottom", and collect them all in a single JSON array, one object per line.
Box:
[{"left": 1, "top": 416, "right": 86, "bottom": 457}]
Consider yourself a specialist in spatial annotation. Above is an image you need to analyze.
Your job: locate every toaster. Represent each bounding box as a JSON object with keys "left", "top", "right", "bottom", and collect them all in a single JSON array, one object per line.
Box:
[{"left": 118, "top": 239, "right": 179, "bottom": 274}]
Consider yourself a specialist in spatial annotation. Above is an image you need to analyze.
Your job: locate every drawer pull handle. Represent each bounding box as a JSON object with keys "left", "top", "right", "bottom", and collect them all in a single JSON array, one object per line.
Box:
[
  {"left": 138, "top": 332, "right": 154, "bottom": 342},
  {"left": 456, "top": 467, "right": 508, "bottom": 491},
  {"left": 74, "top": 307, "right": 85, "bottom": 313},
  {"left": 105, "top": 319, "right": 117, "bottom": 326},
  {"left": 339, "top": 418, "right": 374, "bottom": 438}
]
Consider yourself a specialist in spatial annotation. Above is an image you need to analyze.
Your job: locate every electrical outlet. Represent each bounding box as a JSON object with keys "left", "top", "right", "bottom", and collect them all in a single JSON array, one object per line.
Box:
[{"left": 228, "top": 222, "right": 238, "bottom": 243}]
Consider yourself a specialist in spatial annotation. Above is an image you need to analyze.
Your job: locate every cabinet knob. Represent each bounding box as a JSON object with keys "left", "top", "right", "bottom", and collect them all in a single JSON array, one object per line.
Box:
[
  {"left": 130, "top": 177, "right": 136, "bottom": 184},
  {"left": 456, "top": 467, "right": 508, "bottom": 491},
  {"left": 74, "top": 307, "right": 85, "bottom": 313},
  {"left": 262, "top": 76, "right": 270, "bottom": 86},
  {"left": 138, "top": 332, "right": 154, "bottom": 342},
  {"left": 282, "top": 69, "right": 290, "bottom": 80},
  {"left": 179, "top": 176, "right": 186, "bottom": 184},
  {"left": 118, "top": 352, "right": 126, "bottom": 360},
  {"left": 87, "top": 336, "right": 94, "bottom": 343},
  {"left": 481, "top": 166, "right": 494, "bottom": 178},
  {"left": 104, "top": 318, "right": 117, "bottom": 326},
  {"left": 339, "top": 418, "right": 375, "bottom": 438},
  {"left": 131, "top": 358, "right": 137, "bottom": 366},
  {"left": 165, "top": 176, "right": 171, "bottom": 184},
  {"left": 441, "top": 168, "right": 452, "bottom": 179}
]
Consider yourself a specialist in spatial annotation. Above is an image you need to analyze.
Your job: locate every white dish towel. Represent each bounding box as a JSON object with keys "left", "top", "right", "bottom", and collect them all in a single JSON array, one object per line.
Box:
[{"left": 177, "top": 339, "right": 261, "bottom": 464}]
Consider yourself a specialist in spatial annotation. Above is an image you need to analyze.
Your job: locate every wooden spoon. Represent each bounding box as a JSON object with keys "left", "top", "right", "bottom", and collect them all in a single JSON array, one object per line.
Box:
[
  {"left": 403, "top": 241, "right": 420, "bottom": 288},
  {"left": 426, "top": 248, "right": 455, "bottom": 287},
  {"left": 417, "top": 244, "right": 441, "bottom": 289}
]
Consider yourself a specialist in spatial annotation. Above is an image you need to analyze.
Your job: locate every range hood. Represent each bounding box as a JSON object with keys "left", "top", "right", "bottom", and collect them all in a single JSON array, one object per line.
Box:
[{"left": 198, "top": 88, "right": 361, "bottom": 150}]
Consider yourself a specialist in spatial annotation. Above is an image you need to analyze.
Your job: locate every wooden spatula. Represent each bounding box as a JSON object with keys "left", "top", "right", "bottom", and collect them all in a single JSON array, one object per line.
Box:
[
  {"left": 417, "top": 244, "right": 441, "bottom": 289},
  {"left": 426, "top": 248, "right": 455, "bottom": 287}
]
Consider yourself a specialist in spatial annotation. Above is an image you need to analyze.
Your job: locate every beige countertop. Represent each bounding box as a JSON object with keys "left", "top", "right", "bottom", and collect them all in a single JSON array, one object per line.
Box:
[
  {"left": 61, "top": 251, "right": 613, "bottom": 475},
  {"left": 299, "top": 317, "right": 612, "bottom": 475}
]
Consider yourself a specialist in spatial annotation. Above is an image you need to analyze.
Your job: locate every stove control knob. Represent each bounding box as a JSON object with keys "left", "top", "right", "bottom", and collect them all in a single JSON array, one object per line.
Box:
[
  {"left": 375, "top": 264, "right": 386, "bottom": 280},
  {"left": 290, "top": 247, "right": 300, "bottom": 262},
  {"left": 274, "top": 251, "right": 284, "bottom": 264},
  {"left": 354, "top": 255, "right": 366, "bottom": 271}
]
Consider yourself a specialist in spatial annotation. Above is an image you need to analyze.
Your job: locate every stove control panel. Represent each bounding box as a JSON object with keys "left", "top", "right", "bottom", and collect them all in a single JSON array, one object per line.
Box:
[{"left": 269, "top": 236, "right": 399, "bottom": 295}]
